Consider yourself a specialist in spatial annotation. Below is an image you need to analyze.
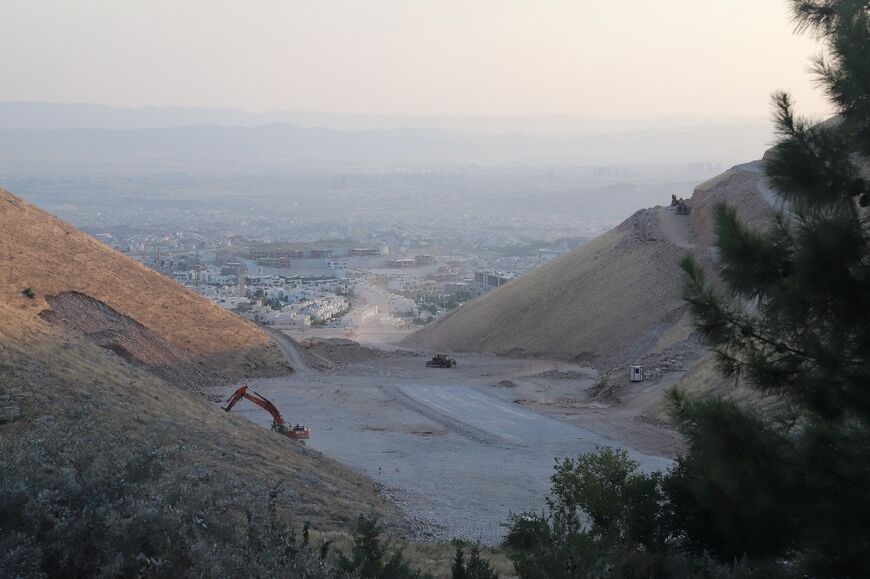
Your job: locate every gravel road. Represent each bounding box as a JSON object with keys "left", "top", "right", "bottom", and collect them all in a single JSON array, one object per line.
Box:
[{"left": 223, "top": 370, "right": 672, "bottom": 544}]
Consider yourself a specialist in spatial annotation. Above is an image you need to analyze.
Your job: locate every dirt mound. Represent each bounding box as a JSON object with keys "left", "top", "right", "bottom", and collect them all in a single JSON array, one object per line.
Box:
[
  {"left": 641, "top": 351, "right": 782, "bottom": 423},
  {"left": 0, "top": 187, "right": 288, "bottom": 386},
  {"left": 587, "top": 345, "right": 699, "bottom": 403},
  {"left": 527, "top": 369, "right": 595, "bottom": 381},
  {"left": 39, "top": 291, "right": 217, "bottom": 391},
  {"left": 302, "top": 337, "right": 418, "bottom": 368},
  {"left": 689, "top": 161, "right": 778, "bottom": 247},
  {"left": 406, "top": 160, "right": 777, "bottom": 370},
  {"left": 494, "top": 380, "right": 518, "bottom": 388}
]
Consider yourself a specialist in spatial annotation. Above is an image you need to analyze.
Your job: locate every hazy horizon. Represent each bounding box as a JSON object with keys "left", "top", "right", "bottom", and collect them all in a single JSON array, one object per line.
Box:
[
  {"left": 0, "top": 0, "right": 834, "bottom": 120},
  {"left": 0, "top": 99, "right": 773, "bottom": 122},
  {"left": 0, "top": 99, "right": 778, "bottom": 137}
]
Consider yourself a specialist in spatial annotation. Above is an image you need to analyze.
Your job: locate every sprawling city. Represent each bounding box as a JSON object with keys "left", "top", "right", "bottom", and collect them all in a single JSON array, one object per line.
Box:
[{"left": 11, "top": 158, "right": 722, "bottom": 348}]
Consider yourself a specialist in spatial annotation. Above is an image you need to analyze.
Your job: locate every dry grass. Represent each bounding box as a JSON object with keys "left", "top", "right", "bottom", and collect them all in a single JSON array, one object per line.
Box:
[
  {"left": 0, "top": 300, "right": 403, "bottom": 574},
  {"left": 0, "top": 304, "right": 399, "bottom": 527},
  {"left": 402, "top": 543, "right": 515, "bottom": 578},
  {"left": 0, "top": 188, "right": 287, "bottom": 383}
]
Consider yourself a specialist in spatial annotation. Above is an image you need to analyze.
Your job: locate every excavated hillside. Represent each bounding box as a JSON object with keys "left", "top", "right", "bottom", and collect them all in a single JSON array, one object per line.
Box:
[
  {"left": 38, "top": 291, "right": 217, "bottom": 390},
  {"left": 0, "top": 188, "right": 289, "bottom": 388},
  {"left": 408, "top": 160, "right": 778, "bottom": 371}
]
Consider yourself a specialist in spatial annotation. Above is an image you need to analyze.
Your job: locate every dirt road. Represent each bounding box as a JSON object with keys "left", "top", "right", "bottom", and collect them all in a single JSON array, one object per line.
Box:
[
  {"left": 224, "top": 345, "right": 673, "bottom": 544},
  {"left": 264, "top": 327, "right": 313, "bottom": 377}
]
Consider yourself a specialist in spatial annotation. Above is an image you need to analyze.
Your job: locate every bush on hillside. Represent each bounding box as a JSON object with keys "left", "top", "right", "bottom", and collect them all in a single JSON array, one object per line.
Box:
[
  {"left": 0, "top": 429, "right": 344, "bottom": 578},
  {"left": 502, "top": 447, "right": 781, "bottom": 579}
]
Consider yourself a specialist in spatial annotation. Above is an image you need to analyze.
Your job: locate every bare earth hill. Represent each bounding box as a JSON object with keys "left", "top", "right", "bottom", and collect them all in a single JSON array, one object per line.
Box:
[
  {"left": 0, "top": 187, "right": 289, "bottom": 388},
  {"left": 407, "top": 160, "right": 777, "bottom": 373}
]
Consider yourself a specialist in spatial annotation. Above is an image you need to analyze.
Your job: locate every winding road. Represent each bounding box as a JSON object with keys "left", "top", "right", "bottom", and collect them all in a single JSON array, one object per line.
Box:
[{"left": 265, "top": 327, "right": 313, "bottom": 377}]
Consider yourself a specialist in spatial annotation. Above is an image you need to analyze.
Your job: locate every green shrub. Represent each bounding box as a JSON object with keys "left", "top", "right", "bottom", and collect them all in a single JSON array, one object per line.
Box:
[
  {"left": 502, "top": 446, "right": 764, "bottom": 578},
  {"left": 549, "top": 447, "right": 666, "bottom": 549},
  {"left": 0, "top": 428, "right": 344, "bottom": 578}
]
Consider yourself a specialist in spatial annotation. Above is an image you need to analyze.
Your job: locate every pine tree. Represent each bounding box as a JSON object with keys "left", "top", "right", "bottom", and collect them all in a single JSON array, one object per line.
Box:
[{"left": 672, "top": 1, "right": 870, "bottom": 574}]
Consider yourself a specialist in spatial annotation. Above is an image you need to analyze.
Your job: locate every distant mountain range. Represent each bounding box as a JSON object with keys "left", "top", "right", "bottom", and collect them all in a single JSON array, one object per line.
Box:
[
  {"left": 0, "top": 102, "right": 775, "bottom": 172},
  {"left": 0, "top": 101, "right": 770, "bottom": 138}
]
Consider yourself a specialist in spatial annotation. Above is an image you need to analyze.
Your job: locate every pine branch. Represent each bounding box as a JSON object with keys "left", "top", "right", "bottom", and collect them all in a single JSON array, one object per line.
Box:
[{"left": 770, "top": 93, "right": 861, "bottom": 211}]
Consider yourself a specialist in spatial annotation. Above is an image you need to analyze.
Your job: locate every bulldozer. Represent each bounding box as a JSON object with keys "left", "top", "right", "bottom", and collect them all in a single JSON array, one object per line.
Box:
[
  {"left": 670, "top": 193, "right": 691, "bottom": 215},
  {"left": 426, "top": 354, "right": 457, "bottom": 368},
  {"left": 222, "top": 384, "right": 310, "bottom": 440}
]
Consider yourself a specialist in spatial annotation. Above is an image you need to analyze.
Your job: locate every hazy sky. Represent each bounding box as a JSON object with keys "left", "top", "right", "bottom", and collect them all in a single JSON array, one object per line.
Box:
[{"left": 0, "top": 0, "right": 832, "bottom": 118}]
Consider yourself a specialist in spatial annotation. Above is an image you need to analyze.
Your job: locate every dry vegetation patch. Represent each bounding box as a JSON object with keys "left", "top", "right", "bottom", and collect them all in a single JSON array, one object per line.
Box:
[{"left": 0, "top": 304, "right": 401, "bottom": 576}]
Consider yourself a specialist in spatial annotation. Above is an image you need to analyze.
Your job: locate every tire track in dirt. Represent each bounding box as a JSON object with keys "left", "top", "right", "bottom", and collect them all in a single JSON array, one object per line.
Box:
[{"left": 387, "top": 386, "right": 502, "bottom": 445}]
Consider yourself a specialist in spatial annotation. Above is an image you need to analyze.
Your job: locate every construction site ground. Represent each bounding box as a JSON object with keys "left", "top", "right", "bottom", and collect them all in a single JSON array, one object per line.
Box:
[{"left": 214, "top": 335, "right": 680, "bottom": 545}]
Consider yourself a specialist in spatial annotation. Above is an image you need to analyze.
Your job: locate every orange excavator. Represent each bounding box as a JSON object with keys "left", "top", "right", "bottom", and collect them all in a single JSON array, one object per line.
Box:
[{"left": 222, "top": 384, "right": 310, "bottom": 440}]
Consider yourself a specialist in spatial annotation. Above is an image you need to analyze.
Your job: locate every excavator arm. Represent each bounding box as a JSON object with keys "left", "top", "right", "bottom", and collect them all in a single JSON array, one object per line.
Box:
[
  {"left": 222, "top": 385, "right": 249, "bottom": 413},
  {"left": 223, "top": 385, "right": 285, "bottom": 428},
  {"left": 222, "top": 384, "right": 310, "bottom": 439}
]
